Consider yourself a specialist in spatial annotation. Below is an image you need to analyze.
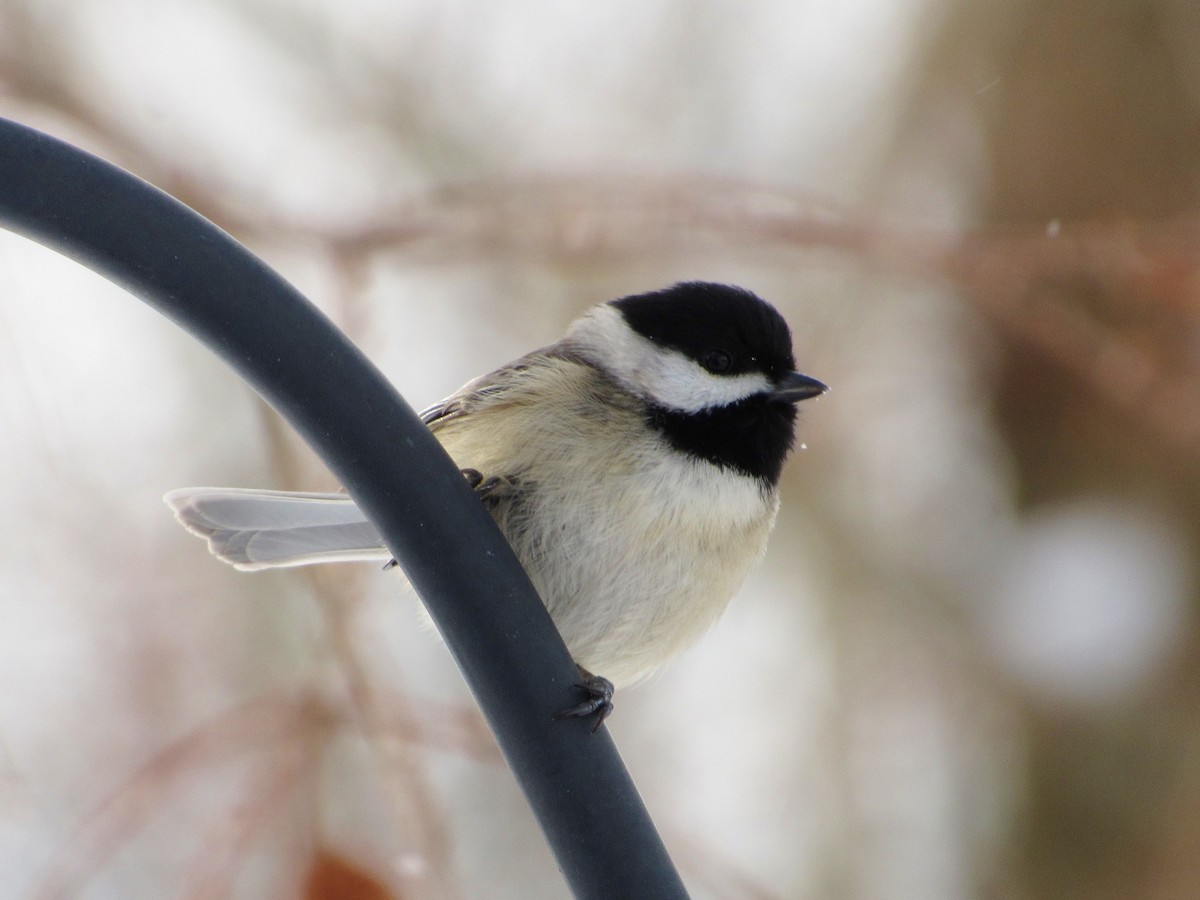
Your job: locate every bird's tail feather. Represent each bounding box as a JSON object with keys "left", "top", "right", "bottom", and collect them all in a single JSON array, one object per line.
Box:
[{"left": 164, "top": 488, "right": 388, "bottom": 571}]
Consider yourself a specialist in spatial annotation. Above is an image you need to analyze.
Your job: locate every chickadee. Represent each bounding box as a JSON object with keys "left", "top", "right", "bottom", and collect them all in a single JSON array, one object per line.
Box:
[{"left": 166, "top": 282, "right": 826, "bottom": 725}]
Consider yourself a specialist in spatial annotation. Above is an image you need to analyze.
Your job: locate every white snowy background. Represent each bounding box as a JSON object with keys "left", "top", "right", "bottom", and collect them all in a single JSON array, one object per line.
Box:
[{"left": 3, "top": 1, "right": 1200, "bottom": 898}]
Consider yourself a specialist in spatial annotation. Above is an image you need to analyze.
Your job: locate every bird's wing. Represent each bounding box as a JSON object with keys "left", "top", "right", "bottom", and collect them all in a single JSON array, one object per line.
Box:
[{"left": 419, "top": 345, "right": 578, "bottom": 430}]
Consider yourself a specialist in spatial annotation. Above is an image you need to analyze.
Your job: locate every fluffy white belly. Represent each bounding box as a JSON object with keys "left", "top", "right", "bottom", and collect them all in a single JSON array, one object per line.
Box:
[{"left": 492, "top": 451, "right": 778, "bottom": 686}]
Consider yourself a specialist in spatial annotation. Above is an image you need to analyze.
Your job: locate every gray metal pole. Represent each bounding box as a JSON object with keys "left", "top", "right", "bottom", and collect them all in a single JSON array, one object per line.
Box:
[{"left": 0, "top": 117, "right": 689, "bottom": 900}]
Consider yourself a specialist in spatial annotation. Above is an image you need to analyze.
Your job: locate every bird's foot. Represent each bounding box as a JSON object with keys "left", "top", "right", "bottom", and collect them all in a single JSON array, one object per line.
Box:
[
  {"left": 460, "top": 468, "right": 516, "bottom": 507},
  {"left": 554, "top": 667, "right": 614, "bottom": 733}
]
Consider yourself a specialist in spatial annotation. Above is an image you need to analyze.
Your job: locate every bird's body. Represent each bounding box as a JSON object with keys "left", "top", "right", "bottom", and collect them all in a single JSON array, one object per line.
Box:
[
  {"left": 426, "top": 351, "right": 780, "bottom": 685},
  {"left": 167, "top": 283, "right": 824, "bottom": 691}
]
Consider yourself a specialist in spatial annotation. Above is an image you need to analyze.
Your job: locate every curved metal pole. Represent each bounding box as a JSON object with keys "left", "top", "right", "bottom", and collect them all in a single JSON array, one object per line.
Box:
[{"left": 0, "top": 117, "right": 688, "bottom": 899}]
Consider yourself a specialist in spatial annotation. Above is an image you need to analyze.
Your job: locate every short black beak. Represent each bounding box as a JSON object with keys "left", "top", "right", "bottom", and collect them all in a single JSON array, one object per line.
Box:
[{"left": 771, "top": 371, "right": 829, "bottom": 403}]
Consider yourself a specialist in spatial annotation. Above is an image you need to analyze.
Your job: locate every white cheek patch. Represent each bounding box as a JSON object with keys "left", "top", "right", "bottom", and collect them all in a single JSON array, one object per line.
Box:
[
  {"left": 569, "top": 306, "right": 772, "bottom": 412},
  {"left": 642, "top": 353, "right": 771, "bottom": 411}
]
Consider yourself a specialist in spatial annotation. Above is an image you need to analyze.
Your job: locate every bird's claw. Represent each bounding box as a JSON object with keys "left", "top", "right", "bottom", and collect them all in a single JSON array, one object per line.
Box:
[
  {"left": 461, "top": 468, "right": 516, "bottom": 507},
  {"left": 554, "top": 672, "right": 614, "bottom": 733}
]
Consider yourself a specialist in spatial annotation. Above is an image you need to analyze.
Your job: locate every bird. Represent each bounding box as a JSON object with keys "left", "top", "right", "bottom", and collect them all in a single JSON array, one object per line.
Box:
[{"left": 165, "top": 281, "right": 827, "bottom": 727}]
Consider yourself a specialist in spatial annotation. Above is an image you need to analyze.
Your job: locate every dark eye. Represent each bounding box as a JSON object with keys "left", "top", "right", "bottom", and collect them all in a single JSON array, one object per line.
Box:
[{"left": 701, "top": 349, "right": 732, "bottom": 373}]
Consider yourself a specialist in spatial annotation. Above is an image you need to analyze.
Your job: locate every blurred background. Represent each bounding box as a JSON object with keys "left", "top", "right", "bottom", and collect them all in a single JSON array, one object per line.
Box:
[{"left": 3, "top": 0, "right": 1200, "bottom": 897}]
